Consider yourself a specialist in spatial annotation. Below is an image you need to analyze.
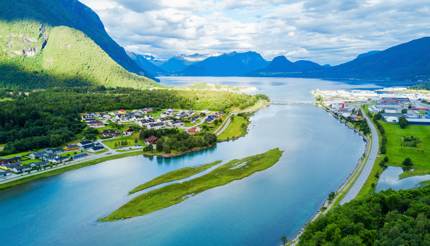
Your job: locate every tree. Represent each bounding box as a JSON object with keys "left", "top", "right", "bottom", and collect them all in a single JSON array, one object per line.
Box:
[
  {"left": 402, "top": 157, "right": 413, "bottom": 167},
  {"left": 328, "top": 192, "right": 336, "bottom": 202},
  {"left": 280, "top": 235, "right": 288, "bottom": 246},
  {"left": 399, "top": 117, "right": 408, "bottom": 129}
]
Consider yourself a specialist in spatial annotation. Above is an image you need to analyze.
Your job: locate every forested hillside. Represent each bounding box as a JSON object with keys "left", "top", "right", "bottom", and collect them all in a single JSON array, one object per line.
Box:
[{"left": 299, "top": 186, "right": 430, "bottom": 245}]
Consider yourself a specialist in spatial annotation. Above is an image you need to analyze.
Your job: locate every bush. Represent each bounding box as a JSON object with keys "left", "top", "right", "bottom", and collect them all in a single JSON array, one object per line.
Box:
[
  {"left": 399, "top": 117, "right": 408, "bottom": 129},
  {"left": 402, "top": 157, "right": 413, "bottom": 167}
]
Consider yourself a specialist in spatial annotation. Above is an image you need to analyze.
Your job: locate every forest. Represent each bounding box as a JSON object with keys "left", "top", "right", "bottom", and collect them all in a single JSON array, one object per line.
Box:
[
  {"left": 141, "top": 128, "right": 217, "bottom": 154},
  {"left": 299, "top": 186, "right": 430, "bottom": 245},
  {"left": 0, "top": 87, "right": 191, "bottom": 154}
]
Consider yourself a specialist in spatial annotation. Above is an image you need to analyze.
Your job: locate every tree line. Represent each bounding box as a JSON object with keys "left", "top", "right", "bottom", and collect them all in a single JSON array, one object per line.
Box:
[{"left": 299, "top": 186, "right": 430, "bottom": 245}]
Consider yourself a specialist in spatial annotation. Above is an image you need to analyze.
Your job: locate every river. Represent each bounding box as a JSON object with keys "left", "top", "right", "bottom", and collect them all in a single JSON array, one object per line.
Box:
[{"left": 0, "top": 77, "right": 378, "bottom": 246}]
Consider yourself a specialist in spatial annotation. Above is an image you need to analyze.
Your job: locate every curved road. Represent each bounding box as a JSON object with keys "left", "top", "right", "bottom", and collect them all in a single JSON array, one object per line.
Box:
[{"left": 340, "top": 110, "right": 379, "bottom": 204}]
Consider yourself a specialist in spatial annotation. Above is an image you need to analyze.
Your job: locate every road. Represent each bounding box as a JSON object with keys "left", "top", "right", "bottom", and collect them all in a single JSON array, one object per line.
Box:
[{"left": 340, "top": 109, "right": 379, "bottom": 204}]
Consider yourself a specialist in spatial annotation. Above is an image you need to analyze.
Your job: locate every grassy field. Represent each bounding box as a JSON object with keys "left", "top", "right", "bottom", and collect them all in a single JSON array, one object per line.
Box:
[
  {"left": 102, "top": 133, "right": 144, "bottom": 149},
  {"left": 381, "top": 122, "right": 430, "bottom": 177},
  {"left": 129, "top": 161, "right": 221, "bottom": 194},
  {"left": 218, "top": 115, "right": 249, "bottom": 141},
  {"left": 101, "top": 148, "right": 283, "bottom": 221}
]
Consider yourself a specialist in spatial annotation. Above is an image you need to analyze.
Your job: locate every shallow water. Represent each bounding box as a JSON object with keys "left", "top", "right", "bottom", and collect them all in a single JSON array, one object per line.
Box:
[
  {"left": 0, "top": 77, "right": 378, "bottom": 246},
  {"left": 376, "top": 166, "right": 430, "bottom": 191}
]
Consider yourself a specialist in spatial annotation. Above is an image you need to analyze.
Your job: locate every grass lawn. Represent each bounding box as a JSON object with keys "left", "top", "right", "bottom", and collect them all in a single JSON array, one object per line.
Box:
[
  {"left": 218, "top": 115, "right": 249, "bottom": 141},
  {"left": 129, "top": 160, "right": 221, "bottom": 194},
  {"left": 102, "top": 133, "right": 144, "bottom": 149},
  {"left": 101, "top": 148, "right": 283, "bottom": 221},
  {"left": 0, "top": 151, "right": 31, "bottom": 159},
  {"left": 381, "top": 122, "right": 430, "bottom": 176},
  {"left": 21, "top": 159, "right": 41, "bottom": 166}
]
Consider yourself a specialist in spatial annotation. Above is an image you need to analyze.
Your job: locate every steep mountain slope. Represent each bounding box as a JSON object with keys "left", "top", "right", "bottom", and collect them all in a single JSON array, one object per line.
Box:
[
  {"left": 311, "top": 37, "right": 430, "bottom": 81},
  {"left": 0, "top": 0, "right": 146, "bottom": 75},
  {"left": 181, "top": 51, "right": 268, "bottom": 76},
  {"left": 0, "top": 21, "right": 156, "bottom": 89}
]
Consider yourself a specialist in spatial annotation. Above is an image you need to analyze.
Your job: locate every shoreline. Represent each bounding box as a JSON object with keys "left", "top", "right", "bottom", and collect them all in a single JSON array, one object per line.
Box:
[
  {"left": 0, "top": 99, "right": 269, "bottom": 191},
  {"left": 289, "top": 103, "right": 376, "bottom": 245}
]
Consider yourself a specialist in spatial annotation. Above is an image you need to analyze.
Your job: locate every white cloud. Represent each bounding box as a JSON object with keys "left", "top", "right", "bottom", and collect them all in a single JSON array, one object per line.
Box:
[{"left": 80, "top": 0, "right": 430, "bottom": 64}]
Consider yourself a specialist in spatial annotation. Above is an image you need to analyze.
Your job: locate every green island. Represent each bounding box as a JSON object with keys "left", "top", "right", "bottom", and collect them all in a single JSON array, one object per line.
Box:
[
  {"left": 217, "top": 114, "right": 250, "bottom": 141},
  {"left": 129, "top": 160, "right": 221, "bottom": 194},
  {"left": 101, "top": 148, "right": 283, "bottom": 221}
]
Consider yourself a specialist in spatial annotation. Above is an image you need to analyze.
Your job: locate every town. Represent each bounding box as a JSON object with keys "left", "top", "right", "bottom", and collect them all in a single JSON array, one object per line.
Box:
[
  {"left": 0, "top": 108, "right": 223, "bottom": 181},
  {"left": 314, "top": 87, "right": 430, "bottom": 125}
]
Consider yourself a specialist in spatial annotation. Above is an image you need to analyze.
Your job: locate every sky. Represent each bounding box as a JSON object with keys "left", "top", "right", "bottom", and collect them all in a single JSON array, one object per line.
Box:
[{"left": 80, "top": 0, "right": 430, "bottom": 65}]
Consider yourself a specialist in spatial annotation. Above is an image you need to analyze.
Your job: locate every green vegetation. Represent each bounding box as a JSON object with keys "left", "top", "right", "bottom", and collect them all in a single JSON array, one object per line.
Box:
[
  {"left": 380, "top": 121, "right": 430, "bottom": 177},
  {"left": 0, "top": 151, "right": 143, "bottom": 190},
  {"left": 218, "top": 114, "right": 250, "bottom": 141},
  {"left": 129, "top": 161, "right": 221, "bottom": 194},
  {"left": 0, "top": 21, "right": 156, "bottom": 89},
  {"left": 0, "top": 87, "right": 191, "bottom": 155},
  {"left": 299, "top": 186, "right": 430, "bottom": 245},
  {"left": 103, "top": 133, "right": 143, "bottom": 149},
  {"left": 358, "top": 111, "right": 430, "bottom": 199},
  {"left": 101, "top": 148, "right": 283, "bottom": 221},
  {"left": 140, "top": 128, "right": 217, "bottom": 155}
]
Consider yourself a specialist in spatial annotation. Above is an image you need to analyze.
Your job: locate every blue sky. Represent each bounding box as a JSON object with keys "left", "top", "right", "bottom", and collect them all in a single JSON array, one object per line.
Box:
[{"left": 81, "top": 0, "right": 430, "bottom": 65}]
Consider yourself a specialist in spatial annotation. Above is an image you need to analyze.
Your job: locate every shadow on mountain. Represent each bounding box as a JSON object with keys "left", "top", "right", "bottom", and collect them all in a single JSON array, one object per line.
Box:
[
  {"left": 0, "top": 0, "right": 142, "bottom": 74},
  {"left": 0, "top": 63, "right": 91, "bottom": 89}
]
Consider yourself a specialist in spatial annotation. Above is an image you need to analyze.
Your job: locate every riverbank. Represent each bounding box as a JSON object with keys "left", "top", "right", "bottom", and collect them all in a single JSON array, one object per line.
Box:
[
  {"left": 290, "top": 105, "right": 377, "bottom": 245},
  {"left": 100, "top": 148, "right": 283, "bottom": 222},
  {"left": 0, "top": 98, "right": 269, "bottom": 191},
  {"left": 129, "top": 161, "right": 222, "bottom": 194},
  {"left": 0, "top": 150, "right": 143, "bottom": 190}
]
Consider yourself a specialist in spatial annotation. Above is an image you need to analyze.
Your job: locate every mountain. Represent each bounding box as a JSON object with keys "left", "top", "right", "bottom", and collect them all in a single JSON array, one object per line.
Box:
[
  {"left": 160, "top": 56, "right": 194, "bottom": 74},
  {"left": 181, "top": 51, "right": 269, "bottom": 76},
  {"left": 0, "top": 0, "right": 156, "bottom": 88},
  {"left": 253, "top": 55, "right": 322, "bottom": 76},
  {"left": 0, "top": 0, "right": 147, "bottom": 75},
  {"left": 129, "top": 52, "right": 165, "bottom": 77},
  {"left": 310, "top": 37, "right": 430, "bottom": 81}
]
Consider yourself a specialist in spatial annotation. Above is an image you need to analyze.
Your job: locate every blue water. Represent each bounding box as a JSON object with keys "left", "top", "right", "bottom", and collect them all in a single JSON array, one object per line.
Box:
[
  {"left": 0, "top": 77, "right": 376, "bottom": 246},
  {"left": 376, "top": 166, "right": 430, "bottom": 191}
]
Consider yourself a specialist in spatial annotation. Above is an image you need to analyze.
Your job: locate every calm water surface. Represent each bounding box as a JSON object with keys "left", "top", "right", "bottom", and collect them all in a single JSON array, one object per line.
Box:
[
  {"left": 1, "top": 77, "right": 378, "bottom": 246},
  {"left": 376, "top": 166, "right": 430, "bottom": 191}
]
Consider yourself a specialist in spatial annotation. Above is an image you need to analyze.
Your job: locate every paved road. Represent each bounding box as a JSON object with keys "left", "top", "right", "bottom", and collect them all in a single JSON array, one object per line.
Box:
[{"left": 340, "top": 110, "right": 379, "bottom": 204}]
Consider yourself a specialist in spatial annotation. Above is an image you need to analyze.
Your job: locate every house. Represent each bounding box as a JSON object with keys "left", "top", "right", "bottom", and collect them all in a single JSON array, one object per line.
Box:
[
  {"left": 30, "top": 161, "right": 49, "bottom": 169},
  {"left": 123, "top": 128, "right": 134, "bottom": 136},
  {"left": 73, "top": 153, "right": 88, "bottom": 160},
  {"left": 90, "top": 143, "right": 105, "bottom": 152},
  {"left": 64, "top": 144, "right": 80, "bottom": 151},
  {"left": 382, "top": 113, "right": 403, "bottom": 123},
  {"left": 187, "top": 127, "right": 200, "bottom": 135},
  {"left": 0, "top": 170, "right": 8, "bottom": 177},
  {"left": 145, "top": 136, "right": 158, "bottom": 145},
  {"left": 101, "top": 129, "right": 120, "bottom": 138},
  {"left": 80, "top": 140, "right": 92, "bottom": 146}
]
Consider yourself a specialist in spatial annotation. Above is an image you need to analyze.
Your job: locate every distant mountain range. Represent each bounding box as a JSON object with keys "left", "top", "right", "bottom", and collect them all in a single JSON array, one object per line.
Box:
[{"left": 134, "top": 37, "right": 430, "bottom": 82}]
